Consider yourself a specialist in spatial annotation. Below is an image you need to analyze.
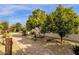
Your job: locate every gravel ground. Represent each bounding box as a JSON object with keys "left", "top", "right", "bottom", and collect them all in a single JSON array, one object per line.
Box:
[
  {"left": 2, "top": 32, "right": 79, "bottom": 55},
  {"left": 12, "top": 36, "right": 54, "bottom": 55},
  {"left": 11, "top": 33, "right": 74, "bottom": 55}
]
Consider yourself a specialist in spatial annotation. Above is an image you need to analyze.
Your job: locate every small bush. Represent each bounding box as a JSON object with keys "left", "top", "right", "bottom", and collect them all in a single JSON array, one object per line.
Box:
[{"left": 72, "top": 45, "right": 79, "bottom": 55}]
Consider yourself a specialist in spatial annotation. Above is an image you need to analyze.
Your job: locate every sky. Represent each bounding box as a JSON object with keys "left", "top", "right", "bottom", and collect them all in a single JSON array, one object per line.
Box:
[{"left": 0, "top": 4, "right": 79, "bottom": 26}]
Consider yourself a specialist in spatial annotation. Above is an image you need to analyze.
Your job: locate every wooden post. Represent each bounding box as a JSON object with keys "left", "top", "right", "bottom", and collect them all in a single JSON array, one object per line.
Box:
[{"left": 5, "top": 38, "right": 13, "bottom": 55}]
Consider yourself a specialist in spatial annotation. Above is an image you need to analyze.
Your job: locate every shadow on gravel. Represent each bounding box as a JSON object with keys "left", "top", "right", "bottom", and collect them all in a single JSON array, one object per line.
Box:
[
  {"left": 16, "top": 36, "right": 54, "bottom": 55},
  {"left": 15, "top": 35, "right": 74, "bottom": 55}
]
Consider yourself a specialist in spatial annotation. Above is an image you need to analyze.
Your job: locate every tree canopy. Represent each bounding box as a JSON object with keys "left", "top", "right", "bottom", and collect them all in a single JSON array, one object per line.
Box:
[
  {"left": 26, "top": 5, "right": 79, "bottom": 44},
  {"left": 0, "top": 25, "right": 3, "bottom": 30},
  {"left": 26, "top": 9, "right": 47, "bottom": 30},
  {"left": 0, "top": 21, "right": 9, "bottom": 29},
  {"left": 41, "top": 5, "right": 79, "bottom": 44},
  {"left": 15, "top": 22, "right": 22, "bottom": 32}
]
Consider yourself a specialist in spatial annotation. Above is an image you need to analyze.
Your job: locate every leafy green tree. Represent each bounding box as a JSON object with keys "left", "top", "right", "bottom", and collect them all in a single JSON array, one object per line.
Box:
[
  {"left": 41, "top": 5, "right": 79, "bottom": 44},
  {"left": 26, "top": 9, "right": 47, "bottom": 30},
  {"left": 1, "top": 21, "right": 9, "bottom": 29},
  {"left": 15, "top": 22, "right": 22, "bottom": 32},
  {"left": 21, "top": 26, "right": 26, "bottom": 36},
  {"left": 0, "top": 25, "right": 4, "bottom": 34},
  {"left": 9, "top": 25, "right": 16, "bottom": 32},
  {"left": 0, "top": 25, "right": 3, "bottom": 30}
]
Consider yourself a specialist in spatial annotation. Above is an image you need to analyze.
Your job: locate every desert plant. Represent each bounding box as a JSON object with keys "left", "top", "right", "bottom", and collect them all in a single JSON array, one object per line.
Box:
[{"left": 72, "top": 45, "right": 79, "bottom": 55}]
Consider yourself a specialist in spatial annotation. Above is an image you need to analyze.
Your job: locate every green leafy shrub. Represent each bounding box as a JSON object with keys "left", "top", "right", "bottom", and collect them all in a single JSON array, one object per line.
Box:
[{"left": 72, "top": 45, "right": 79, "bottom": 55}]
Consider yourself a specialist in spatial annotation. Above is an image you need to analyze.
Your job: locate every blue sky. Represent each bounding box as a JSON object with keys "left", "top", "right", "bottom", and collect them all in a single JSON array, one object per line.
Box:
[{"left": 0, "top": 4, "right": 79, "bottom": 26}]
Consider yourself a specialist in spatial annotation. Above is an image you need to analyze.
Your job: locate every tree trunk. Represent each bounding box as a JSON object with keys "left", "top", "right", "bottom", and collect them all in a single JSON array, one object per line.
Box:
[{"left": 60, "top": 36, "right": 63, "bottom": 45}]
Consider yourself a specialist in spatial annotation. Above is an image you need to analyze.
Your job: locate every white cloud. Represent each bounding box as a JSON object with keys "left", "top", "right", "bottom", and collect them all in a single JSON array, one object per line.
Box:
[
  {"left": 0, "top": 4, "right": 57, "bottom": 16},
  {"left": 0, "top": 4, "right": 34, "bottom": 16},
  {"left": 0, "top": 4, "right": 56, "bottom": 16},
  {"left": 1, "top": 5, "right": 31, "bottom": 11},
  {"left": 0, "top": 11, "right": 14, "bottom": 15}
]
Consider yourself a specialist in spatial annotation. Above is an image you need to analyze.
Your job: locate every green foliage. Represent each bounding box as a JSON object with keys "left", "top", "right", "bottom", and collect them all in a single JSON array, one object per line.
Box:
[
  {"left": 21, "top": 26, "right": 26, "bottom": 36},
  {"left": 72, "top": 45, "right": 79, "bottom": 55},
  {"left": 9, "top": 23, "right": 23, "bottom": 32},
  {"left": 15, "top": 22, "right": 22, "bottom": 32},
  {"left": 9, "top": 25, "right": 16, "bottom": 32},
  {"left": 0, "top": 21, "right": 9, "bottom": 29},
  {"left": 42, "top": 5, "right": 79, "bottom": 38},
  {"left": 0, "top": 25, "right": 3, "bottom": 30},
  {"left": 26, "top": 9, "right": 47, "bottom": 30}
]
